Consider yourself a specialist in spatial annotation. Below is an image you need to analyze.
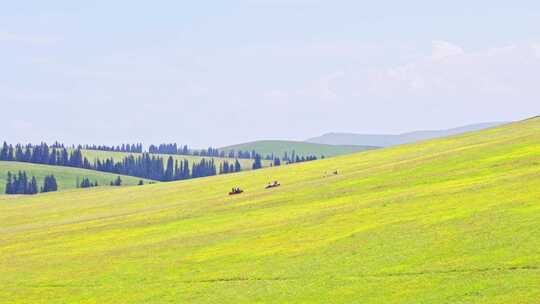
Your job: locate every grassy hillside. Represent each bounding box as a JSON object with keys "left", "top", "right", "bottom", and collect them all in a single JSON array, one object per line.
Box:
[
  {"left": 80, "top": 149, "right": 270, "bottom": 170},
  {"left": 0, "top": 161, "right": 152, "bottom": 193},
  {"left": 220, "top": 139, "right": 376, "bottom": 158},
  {"left": 1, "top": 118, "right": 540, "bottom": 303}
]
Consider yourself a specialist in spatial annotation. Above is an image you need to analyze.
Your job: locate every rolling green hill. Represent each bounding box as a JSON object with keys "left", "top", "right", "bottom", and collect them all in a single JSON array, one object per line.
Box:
[
  {"left": 219, "top": 140, "right": 376, "bottom": 158},
  {"left": 1, "top": 118, "right": 540, "bottom": 303},
  {"left": 0, "top": 161, "right": 152, "bottom": 193}
]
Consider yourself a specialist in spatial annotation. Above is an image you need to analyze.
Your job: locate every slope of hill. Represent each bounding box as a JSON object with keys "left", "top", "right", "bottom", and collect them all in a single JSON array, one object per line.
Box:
[
  {"left": 0, "top": 161, "right": 152, "bottom": 193},
  {"left": 219, "top": 140, "right": 376, "bottom": 158},
  {"left": 307, "top": 122, "right": 506, "bottom": 147},
  {"left": 1, "top": 118, "right": 539, "bottom": 303}
]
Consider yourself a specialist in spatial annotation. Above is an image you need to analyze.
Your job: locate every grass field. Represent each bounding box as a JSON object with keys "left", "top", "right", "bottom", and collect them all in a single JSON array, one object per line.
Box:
[
  {"left": 80, "top": 149, "right": 271, "bottom": 170},
  {"left": 0, "top": 161, "right": 153, "bottom": 194},
  {"left": 1, "top": 118, "right": 540, "bottom": 303},
  {"left": 219, "top": 140, "right": 376, "bottom": 158}
]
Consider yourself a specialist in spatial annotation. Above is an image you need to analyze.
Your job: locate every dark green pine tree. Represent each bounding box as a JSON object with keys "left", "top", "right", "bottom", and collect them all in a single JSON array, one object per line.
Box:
[
  {"left": 49, "top": 175, "right": 58, "bottom": 192},
  {"left": 5, "top": 171, "right": 13, "bottom": 194},
  {"left": 183, "top": 159, "right": 190, "bottom": 179},
  {"left": 165, "top": 156, "right": 174, "bottom": 181},
  {"left": 16, "top": 171, "right": 28, "bottom": 194},
  {"left": 235, "top": 159, "right": 241, "bottom": 172},
  {"left": 0, "top": 142, "right": 9, "bottom": 160},
  {"left": 252, "top": 154, "right": 262, "bottom": 170},
  {"left": 29, "top": 176, "right": 38, "bottom": 194}
]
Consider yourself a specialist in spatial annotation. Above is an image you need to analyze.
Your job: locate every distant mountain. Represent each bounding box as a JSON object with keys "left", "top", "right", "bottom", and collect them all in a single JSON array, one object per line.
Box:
[
  {"left": 307, "top": 122, "right": 507, "bottom": 147},
  {"left": 219, "top": 140, "right": 377, "bottom": 158}
]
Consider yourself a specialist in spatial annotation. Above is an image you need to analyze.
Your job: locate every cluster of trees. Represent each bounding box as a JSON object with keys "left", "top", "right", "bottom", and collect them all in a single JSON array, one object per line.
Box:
[
  {"left": 4, "top": 171, "right": 57, "bottom": 195},
  {"left": 227, "top": 149, "right": 321, "bottom": 163},
  {"left": 96, "top": 153, "right": 242, "bottom": 181},
  {"left": 83, "top": 144, "right": 143, "bottom": 153},
  {"left": 95, "top": 154, "right": 243, "bottom": 181},
  {"left": 110, "top": 176, "right": 122, "bottom": 186},
  {"left": 288, "top": 155, "right": 319, "bottom": 163},
  {"left": 226, "top": 149, "right": 260, "bottom": 160},
  {"left": 282, "top": 151, "right": 319, "bottom": 164},
  {"left": 219, "top": 160, "right": 242, "bottom": 174},
  {"left": 0, "top": 142, "right": 90, "bottom": 168},
  {"left": 149, "top": 143, "right": 190, "bottom": 155},
  {"left": 95, "top": 153, "right": 170, "bottom": 181},
  {"left": 42, "top": 175, "right": 59, "bottom": 192},
  {"left": 94, "top": 154, "right": 224, "bottom": 181},
  {"left": 149, "top": 143, "right": 224, "bottom": 158},
  {"left": 195, "top": 147, "right": 222, "bottom": 157},
  {"left": 78, "top": 177, "right": 98, "bottom": 188},
  {"left": 190, "top": 159, "right": 217, "bottom": 178}
]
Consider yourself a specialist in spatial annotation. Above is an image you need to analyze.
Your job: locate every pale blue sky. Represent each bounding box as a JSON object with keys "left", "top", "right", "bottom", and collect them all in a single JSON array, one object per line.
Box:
[{"left": 2, "top": 1, "right": 540, "bottom": 147}]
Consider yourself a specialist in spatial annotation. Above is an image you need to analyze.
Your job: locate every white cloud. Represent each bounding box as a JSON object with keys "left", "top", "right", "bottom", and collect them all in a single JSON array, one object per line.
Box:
[
  {"left": 431, "top": 40, "right": 464, "bottom": 60},
  {"left": 266, "top": 41, "right": 540, "bottom": 109}
]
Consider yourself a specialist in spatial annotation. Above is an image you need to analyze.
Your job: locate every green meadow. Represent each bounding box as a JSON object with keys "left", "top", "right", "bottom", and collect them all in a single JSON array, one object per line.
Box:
[
  {"left": 1, "top": 118, "right": 540, "bottom": 303},
  {"left": 0, "top": 161, "right": 152, "bottom": 193},
  {"left": 219, "top": 139, "right": 375, "bottom": 157}
]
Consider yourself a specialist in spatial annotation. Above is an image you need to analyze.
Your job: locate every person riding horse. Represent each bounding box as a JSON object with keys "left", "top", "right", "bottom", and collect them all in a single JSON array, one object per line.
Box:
[
  {"left": 229, "top": 187, "right": 243, "bottom": 195},
  {"left": 266, "top": 181, "right": 280, "bottom": 189}
]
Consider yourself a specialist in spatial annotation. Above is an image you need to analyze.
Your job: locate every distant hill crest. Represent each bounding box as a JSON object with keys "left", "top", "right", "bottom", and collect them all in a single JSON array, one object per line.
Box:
[{"left": 306, "top": 122, "right": 507, "bottom": 147}]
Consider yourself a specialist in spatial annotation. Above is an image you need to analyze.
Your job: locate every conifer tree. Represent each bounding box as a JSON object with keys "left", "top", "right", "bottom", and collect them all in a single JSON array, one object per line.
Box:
[
  {"left": 252, "top": 154, "right": 262, "bottom": 170},
  {"left": 165, "top": 156, "right": 174, "bottom": 181},
  {"left": 29, "top": 176, "right": 38, "bottom": 194},
  {"left": 5, "top": 172, "right": 13, "bottom": 194}
]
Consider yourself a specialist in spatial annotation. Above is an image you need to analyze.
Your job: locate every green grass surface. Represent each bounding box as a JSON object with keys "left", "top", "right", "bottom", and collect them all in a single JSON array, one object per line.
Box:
[
  {"left": 0, "top": 161, "right": 152, "bottom": 193},
  {"left": 219, "top": 139, "right": 376, "bottom": 158},
  {"left": 80, "top": 149, "right": 270, "bottom": 170},
  {"left": 1, "top": 118, "right": 540, "bottom": 303}
]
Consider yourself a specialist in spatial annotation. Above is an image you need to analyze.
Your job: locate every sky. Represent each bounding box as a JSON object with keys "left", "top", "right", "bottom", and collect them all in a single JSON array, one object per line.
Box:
[{"left": 1, "top": 0, "right": 540, "bottom": 147}]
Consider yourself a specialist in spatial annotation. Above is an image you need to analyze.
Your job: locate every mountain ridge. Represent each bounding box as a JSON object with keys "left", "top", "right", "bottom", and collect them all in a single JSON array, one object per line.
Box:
[{"left": 306, "top": 122, "right": 507, "bottom": 147}]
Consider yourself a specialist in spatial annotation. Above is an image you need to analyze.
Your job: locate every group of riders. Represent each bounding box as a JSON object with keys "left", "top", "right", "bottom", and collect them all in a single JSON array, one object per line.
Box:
[
  {"left": 229, "top": 180, "right": 280, "bottom": 195},
  {"left": 229, "top": 187, "right": 243, "bottom": 195},
  {"left": 229, "top": 170, "right": 338, "bottom": 195}
]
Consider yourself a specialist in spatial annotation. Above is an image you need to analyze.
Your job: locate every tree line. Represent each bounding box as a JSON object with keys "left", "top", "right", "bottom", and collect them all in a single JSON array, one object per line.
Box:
[
  {"left": 83, "top": 143, "right": 143, "bottom": 153},
  {"left": 1, "top": 142, "right": 90, "bottom": 168},
  {"left": 149, "top": 144, "right": 224, "bottom": 158},
  {"left": 4, "top": 171, "right": 58, "bottom": 195},
  {"left": 1, "top": 142, "right": 243, "bottom": 182},
  {"left": 78, "top": 177, "right": 98, "bottom": 188}
]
